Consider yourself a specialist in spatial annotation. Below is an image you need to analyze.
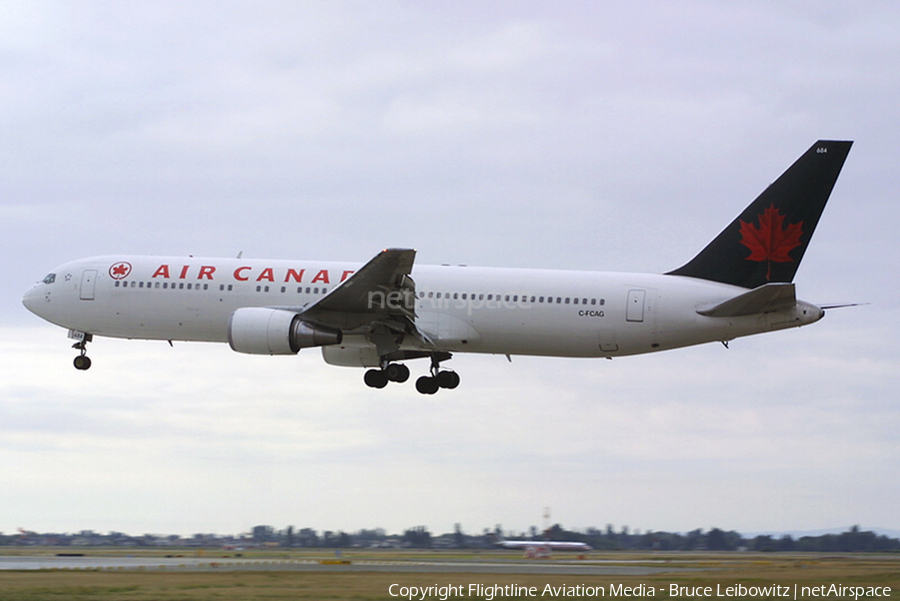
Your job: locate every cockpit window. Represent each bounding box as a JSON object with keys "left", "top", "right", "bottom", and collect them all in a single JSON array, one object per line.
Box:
[{"left": 42, "top": 273, "right": 56, "bottom": 284}]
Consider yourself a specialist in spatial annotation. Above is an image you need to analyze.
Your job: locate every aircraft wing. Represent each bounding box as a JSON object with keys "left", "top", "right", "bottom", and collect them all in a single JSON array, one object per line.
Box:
[
  {"left": 297, "top": 248, "right": 419, "bottom": 332},
  {"left": 697, "top": 282, "right": 796, "bottom": 317}
]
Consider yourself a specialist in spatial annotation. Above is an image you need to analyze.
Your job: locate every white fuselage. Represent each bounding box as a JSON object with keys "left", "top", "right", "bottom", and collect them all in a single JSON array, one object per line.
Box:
[
  {"left": 22, "top": 255, "right": 824, "bottom": 366},
  {"left": 495, "top": 540, "right": 594, "bottom": 551},
  {"left": 495, "top": 539, "right": 593, "bottom": 552}
]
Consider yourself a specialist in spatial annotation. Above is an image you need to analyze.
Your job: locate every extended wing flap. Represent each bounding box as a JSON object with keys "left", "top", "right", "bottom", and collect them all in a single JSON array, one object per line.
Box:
[
  {"left": 299, "top": 248, "right": 418, "bottom": 330},
  {"left": 697, "top": 282, "right": 796, "bottom": 317}
]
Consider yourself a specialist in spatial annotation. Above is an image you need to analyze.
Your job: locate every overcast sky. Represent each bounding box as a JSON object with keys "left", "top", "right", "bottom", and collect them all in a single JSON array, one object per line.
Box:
[{"left": 2, "top": 1, "right": 898, "bottom": 538}]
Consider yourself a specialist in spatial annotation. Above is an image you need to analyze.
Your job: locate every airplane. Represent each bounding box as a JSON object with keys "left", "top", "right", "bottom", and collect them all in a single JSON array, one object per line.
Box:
[
  {"left": 493, "top": 535, "right": 593, "bottom": 553},
  {"left": 23, "top": 140, "right": 852, "bottom": 394}
]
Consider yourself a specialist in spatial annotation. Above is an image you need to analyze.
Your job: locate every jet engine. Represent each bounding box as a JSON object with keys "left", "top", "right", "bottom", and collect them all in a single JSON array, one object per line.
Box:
[{"left": 228, "top": 307, "right": 342, "bottom": 355}]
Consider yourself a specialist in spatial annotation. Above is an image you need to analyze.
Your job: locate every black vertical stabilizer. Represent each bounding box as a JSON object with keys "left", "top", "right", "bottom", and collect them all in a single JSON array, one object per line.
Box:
[{"left": 666, "top": 140, "right": 852, "bottom": 289}]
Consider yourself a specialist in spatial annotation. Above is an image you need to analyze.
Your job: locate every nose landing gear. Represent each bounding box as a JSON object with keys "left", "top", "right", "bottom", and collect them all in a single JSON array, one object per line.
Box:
[{"left": 71, "top": 333, "right": 93, "bottom": 371}]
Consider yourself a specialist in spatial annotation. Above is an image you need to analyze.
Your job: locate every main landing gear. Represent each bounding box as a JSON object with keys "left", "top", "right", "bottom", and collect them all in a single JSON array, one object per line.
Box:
[
  {"left": 72, "top": 334, "right": 93, "bottom": 371},
  {"left": 415, "top": 369, "right": 459, "bottom": 395},
  {"left": 363, "top": 355, "right": 460, "bottom": 394},
  {"left": 363, "top": 362, "right": 410, "bottom": 389}
]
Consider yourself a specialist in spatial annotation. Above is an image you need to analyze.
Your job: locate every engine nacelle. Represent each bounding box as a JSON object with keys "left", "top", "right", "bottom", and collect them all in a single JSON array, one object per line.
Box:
[{"left": 228, "top": 307, "right": 342, "bottom": 355}]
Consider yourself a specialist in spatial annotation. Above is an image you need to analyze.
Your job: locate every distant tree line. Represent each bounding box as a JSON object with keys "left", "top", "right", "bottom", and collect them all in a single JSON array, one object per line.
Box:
[
  {"left": 538, "top": 524, "right": 900, "bottom": 553},
  {"left": 4, "top": 524, "right": 898, "bottom": 553}
]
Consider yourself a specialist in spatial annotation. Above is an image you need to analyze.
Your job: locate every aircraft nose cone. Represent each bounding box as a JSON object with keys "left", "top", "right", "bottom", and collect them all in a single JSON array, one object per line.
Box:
[{"left": 22, "top": 285, "right": 43, "bottom": 315}]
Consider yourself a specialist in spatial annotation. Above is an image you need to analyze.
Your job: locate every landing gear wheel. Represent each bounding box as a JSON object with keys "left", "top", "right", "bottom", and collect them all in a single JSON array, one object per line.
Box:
[
  {"left": 364, "top": 369, "right": 389, "bottom": 389},
  {"left": 385, "top": 363, "right": 410, "bottom": 383},
  {"left": 73, "top": 355, "right": 92, "bottom": 371},
  {"left": 415, "top": 376, "right": 439, "bottom": 395},
  {"left": 436, "top": 371, "right": 460, "bottom": 389}
]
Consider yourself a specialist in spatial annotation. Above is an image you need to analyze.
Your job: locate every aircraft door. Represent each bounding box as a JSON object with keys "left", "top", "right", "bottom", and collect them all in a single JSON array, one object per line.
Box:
[
  {"left": 80, "top": 270, "right": 98, "bottom": 300},
  {"left": 626, "top": 289, "right": 645, "bottom": 322}
]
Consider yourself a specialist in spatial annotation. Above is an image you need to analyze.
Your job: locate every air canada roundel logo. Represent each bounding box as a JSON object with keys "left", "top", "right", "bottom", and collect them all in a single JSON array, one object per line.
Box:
[{"left": 109, "top": 261, "right": 132, "bottom": 280}]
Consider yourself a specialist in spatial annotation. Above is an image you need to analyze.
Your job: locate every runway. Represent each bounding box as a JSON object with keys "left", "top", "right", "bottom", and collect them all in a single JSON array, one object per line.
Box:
[{"left": 0, "top": 555, "right": 707, "bottom": 576}]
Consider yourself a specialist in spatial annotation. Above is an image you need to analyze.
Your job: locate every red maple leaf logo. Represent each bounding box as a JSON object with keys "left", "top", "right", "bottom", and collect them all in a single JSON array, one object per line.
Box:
[
  {"left": 739, "top": 204, "right": 803, "bottom": 281},
  {"left": 109, "top": 262, "right": 132, "bottom": 280}
]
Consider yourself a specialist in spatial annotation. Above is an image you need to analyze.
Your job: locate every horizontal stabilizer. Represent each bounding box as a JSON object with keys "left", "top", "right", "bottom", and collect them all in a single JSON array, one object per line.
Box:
[{"left": 697, "top": 283, "right": 796, "bottom": 317}]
